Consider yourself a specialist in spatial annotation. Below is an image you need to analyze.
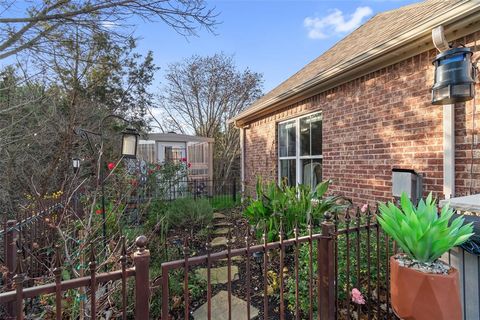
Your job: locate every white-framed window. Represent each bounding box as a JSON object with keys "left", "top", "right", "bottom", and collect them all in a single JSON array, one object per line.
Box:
[{"left": 278, "top": 112, "right": 322, "bottom": 187}]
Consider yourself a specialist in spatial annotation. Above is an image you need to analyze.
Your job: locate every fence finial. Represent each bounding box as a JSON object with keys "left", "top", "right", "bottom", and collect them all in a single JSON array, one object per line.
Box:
[
  {"left": 345, "top": 208, "right": 351, "bottom": 223},
  {"left": 54, "top": 245, "right": 62, "bottom": 269},
  {"left": 121, "top": 236, "right": 127, "bottom": 256},
  {"left": 136, "top": 235, "right": 147, "bottom": 253},
  {"left": 324, "top": 211, "right": 332, "bottom": 222},
  {"left": 89, "top": 242, "right": 96, "bottom": 270},
  {"left": 279, "top": 216, "right": 284, "bottom": 240},
  {"left": 14, "top": 248, "right": 23, "bottom": 275},
  {"left": 227, "top": 227, "right": 232, "bottom": 248},
  {"left": 183, "top": 237, "right": 190, "bottom": 256},
  {"left": 366, "top": 204, "right": 373, "bottom": 220}
]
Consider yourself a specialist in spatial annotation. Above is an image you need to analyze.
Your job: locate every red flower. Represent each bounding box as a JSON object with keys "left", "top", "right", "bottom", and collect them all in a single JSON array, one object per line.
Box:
[
  {"left": 181, "top": 157, "right": 187, "bottom": 162},
  {"left": 95, "top": 209, "right": 103, "bottom": 215},
  {"left": 107, "top": 162, "right": 115, "bottom": 170},
  {"left": 148, "top": 169, "right": 153, "bottom": 175},
  {"left": 188, "top": 162, "right": 192, "bottom": 168}
]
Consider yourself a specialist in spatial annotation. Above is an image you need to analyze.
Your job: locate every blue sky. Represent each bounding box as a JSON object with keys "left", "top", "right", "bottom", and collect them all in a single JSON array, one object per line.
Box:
[{"left": 134, "top": 0, "right": 419, "bottom": 93}]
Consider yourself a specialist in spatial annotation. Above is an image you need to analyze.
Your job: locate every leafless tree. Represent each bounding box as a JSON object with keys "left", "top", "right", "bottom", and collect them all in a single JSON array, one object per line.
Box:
[
  {"left": 159, "top": 53, "right": 263, "bottom": 181},
  {"left": 0, "top": 0, "right": 217, "bottom": 60}
]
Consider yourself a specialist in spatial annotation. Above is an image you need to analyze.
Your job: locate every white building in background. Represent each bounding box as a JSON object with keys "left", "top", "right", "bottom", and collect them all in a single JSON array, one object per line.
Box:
[{"left": 137, "top": 132, "right": 214, "bottom": 181}]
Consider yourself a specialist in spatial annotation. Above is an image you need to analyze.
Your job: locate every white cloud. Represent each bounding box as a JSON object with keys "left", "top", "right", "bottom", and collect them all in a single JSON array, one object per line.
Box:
[
  {"left": 101, "top": 21, "right": 118, "bottom": 29},
  {"left": 304, "top": 7, "right": 373, "bottom": 39}
]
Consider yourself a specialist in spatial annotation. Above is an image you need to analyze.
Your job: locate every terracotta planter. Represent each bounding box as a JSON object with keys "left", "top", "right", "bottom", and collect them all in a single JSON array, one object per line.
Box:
[{"left": 390, "top": 256, "right": 462, "bottom": 320}]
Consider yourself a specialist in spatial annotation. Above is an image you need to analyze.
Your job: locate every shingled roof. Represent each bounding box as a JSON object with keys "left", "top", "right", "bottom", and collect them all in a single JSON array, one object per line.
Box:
[{"left": 233, "top": 0, "right": 479, "bottom": 125}]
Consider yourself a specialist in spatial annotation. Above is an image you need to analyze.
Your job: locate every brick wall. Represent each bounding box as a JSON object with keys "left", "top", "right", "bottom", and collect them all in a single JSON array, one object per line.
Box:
[{"left": 244, "top": 33, "right": 480, "bottom": 206}]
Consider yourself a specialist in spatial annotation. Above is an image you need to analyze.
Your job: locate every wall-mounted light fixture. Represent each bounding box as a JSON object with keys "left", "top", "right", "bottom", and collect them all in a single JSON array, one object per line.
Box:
[{"left": 432, "top": 47, "right": 476, "bottom": 105}]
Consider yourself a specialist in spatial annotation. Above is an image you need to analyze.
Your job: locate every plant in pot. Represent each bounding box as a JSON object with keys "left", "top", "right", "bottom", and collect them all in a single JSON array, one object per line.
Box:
[{"left": 377, "top": 192, "right": 474, "bottom": 320}]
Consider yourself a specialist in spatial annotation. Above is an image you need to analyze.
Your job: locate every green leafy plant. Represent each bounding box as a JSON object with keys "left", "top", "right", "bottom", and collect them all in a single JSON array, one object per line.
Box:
[
  {"left": 147, "top": 197, "right": 213, "bottom": 241},
  {"left": 243, "top": 178, "right": 349, "bottom": 241},
  {"left": 377, "top": 192, "right": 474, "bottom": 263}
]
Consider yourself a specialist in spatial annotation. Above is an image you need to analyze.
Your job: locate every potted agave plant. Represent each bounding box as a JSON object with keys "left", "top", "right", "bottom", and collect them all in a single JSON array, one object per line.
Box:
[{"left": 377, "top": 193, "right": 474, "bottom": 320}]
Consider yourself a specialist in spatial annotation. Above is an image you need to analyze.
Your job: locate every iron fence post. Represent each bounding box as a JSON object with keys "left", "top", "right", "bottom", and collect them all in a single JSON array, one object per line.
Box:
[
  {"left": 6, "top": 220, "right": 17, "bottom": 276},
  {"left": 194, "top": 180, "right": 198, "bottom": 200},
  {"left": 319, "top": 212, "right": 335, "bottom": 319},
  {"left": 5, "top": 220, "right": 17, "bottom": 318},
  {"left": 133, "top": 236, "right": 150, "bottom": 320},
  {"left": 232, "top": 178, "right": 237, "bottom": 204}
]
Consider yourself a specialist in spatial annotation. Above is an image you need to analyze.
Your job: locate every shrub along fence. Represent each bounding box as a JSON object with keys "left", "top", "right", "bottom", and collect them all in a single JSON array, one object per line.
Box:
[
  {"left": 149, "top": 178, "right": 240, "bottom": 208},
  {"left": 0, "top": 236, "right": 150, "bottom": 320},
  {"left": 1, "top": 200, "right": 65, "bottom": 287}
]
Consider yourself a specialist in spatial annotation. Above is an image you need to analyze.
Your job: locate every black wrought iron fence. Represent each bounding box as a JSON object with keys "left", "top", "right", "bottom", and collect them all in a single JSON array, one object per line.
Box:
[
  {"left": 1, "top": 201, "right": 65, "bottom": 287},
  {"left": 148, "top": 178, "right": 241, "bottom": 209},
  {"left": 159, "top": 207, "right": 400, "bottom": 320}
]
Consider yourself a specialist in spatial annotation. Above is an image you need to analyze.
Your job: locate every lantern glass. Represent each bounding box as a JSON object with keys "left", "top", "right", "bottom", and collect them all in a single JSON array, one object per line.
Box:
[
  {"left": 122, "top": 128, "right": 139, "bottom": 158},
  {"left": 72, "top": 158, "right": 80, "bottom": 173},
  {"left": 432, "top": 47, "right": 475, "bottom": 105}
]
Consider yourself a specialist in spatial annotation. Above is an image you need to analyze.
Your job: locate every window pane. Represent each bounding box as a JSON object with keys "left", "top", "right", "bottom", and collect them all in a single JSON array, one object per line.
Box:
[
  {"left": 279, "top": 121, "right": 296, "bottom": 157},
  {"left": 287, "top": 121, "right": 296, "bottom": 157},
  {"left": 301, "top": 159, "right": 322, "bottom": 188},
  {"left": 280, "top": 159, "right": 296, "bottom": 186},
  {"left": 311, "top": 114, "right": 322, "bottom": 156},
  {"left": 279, "top": 123, "right": 287, "bottom": 157},
  {"left": 300, "top": 117, "right": 310, "bottom": 156}
]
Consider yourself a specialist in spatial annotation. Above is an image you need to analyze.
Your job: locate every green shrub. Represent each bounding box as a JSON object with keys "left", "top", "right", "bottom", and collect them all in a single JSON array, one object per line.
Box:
[
  {"left": 147, "top": 198, "right": 213, "bottom": 241},
  {"left": 377, "top": 192, "right": 474, "bottom": 263},
  {"left": 243, "top": 179, "right": 349, "bottom": 241},
  {"left": 210, "top": 194, "right": 241, "bottom": 211},
  {"left": 165, "top": 197, "right": 213, "bottom": 229}
]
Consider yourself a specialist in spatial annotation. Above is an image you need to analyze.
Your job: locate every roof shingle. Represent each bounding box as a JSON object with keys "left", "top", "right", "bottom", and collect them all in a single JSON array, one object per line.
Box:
[{"left": 241, "top": 0, "right": 466, "bottom": 119}]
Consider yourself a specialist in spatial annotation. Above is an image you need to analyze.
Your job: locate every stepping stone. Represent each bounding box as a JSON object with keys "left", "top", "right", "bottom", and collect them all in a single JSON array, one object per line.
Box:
[
  {"left": 192, "top": 290, "right": 259, "bottom": 320},
  {"left": 213, "top": 227, "right": 230, "bottom": 235},
  {"left": 211, "top": 236, "right": 235, "bottom": 247},
  {"left": 219, "top": 256, "right": 244, "bottom": 263},
  {"left": 195, "top": 266, "right": 239, "bottom": 285},
  {"left": 213, "top": 212, "right": 226, "bottom": 219},
  {"left": 213, "top": 221, "right": 233, "bottom": 228}
]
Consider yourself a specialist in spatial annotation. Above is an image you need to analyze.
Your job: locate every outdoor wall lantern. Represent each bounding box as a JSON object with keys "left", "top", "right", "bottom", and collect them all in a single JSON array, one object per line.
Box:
[
  {"left": 121, "top": 127, "right": 139, "bottom": 159},
  {"left": 432, "top": 47, "right": 476, "bottom": 105},
  {"left": 72, "top": 157, "right": 81, "bottom": 173}
]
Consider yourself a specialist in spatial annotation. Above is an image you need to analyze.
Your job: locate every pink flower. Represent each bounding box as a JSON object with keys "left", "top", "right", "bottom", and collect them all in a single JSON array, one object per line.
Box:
[
  {"left": 351, "top": 288, "right": 365, "bottom": 305},
  {"left": 188, "top": 162, "right": 192, "bottom": 168},
  {"left": 361, "top": 203, "right": 368, "bottom": 213},
  {"left": 107, "top": 162, "right": 115, "bottom": 171}
]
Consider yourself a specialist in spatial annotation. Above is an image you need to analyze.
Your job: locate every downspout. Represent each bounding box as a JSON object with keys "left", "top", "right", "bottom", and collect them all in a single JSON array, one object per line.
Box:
[
  {"left": 432, "top": 26, "right": 455, "bottom": 199},
  {"left": 443, "top": 104, "right": 455, "bottom": 199},
  {"left": 240, "top": 126, "right": 245, "bottom": 197}
]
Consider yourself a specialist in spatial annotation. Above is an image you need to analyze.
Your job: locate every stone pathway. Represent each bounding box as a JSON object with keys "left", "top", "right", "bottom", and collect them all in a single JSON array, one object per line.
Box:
[
  {"left": 192, "top": 291, "right": 259, "bottom": 320},
  {"left": 191, "top": 212, "right": 256, "bottom": 319},
  {"left": 196, "top": 266, "right": 239, "bottom": 284}
]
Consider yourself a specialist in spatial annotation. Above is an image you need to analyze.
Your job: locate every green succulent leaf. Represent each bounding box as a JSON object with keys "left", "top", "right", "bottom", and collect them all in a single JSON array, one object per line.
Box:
[{"left": 376, "top": 192, "right": 474, "bottom": 263}]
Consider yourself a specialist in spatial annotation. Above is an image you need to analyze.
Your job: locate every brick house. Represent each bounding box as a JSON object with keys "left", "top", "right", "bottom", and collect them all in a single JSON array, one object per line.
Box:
[{"left": 231, "top": 0, "right": 480, "bottom": 205}]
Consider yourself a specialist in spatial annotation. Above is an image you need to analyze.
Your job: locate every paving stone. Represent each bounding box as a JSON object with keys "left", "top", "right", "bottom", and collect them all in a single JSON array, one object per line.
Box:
[
  {"left": 211, "top": 236, "right": 235, "bottom": 247},
  {"left": 212, "top": 227, "right": 230, "bottom": 235},
  {"left": 195, "top": 266, "right": 239, "bottom": 285},
  {"left": 213, "top": 221, "right": 233, "bottom": 228},
  {"left": 213, "top": 212, "right": 226, "bottom": 219},
  {"left": 219, "top": 256, "right": 244, "bottom": 263},
  {"left": 192, "top": 290, "right": 259, "bottom": 320}
]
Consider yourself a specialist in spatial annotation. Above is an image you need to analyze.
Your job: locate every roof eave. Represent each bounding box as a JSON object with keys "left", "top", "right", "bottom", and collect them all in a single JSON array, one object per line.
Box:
[{"left": 232, "top": 1, "right": 480, "bottom": 127}]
